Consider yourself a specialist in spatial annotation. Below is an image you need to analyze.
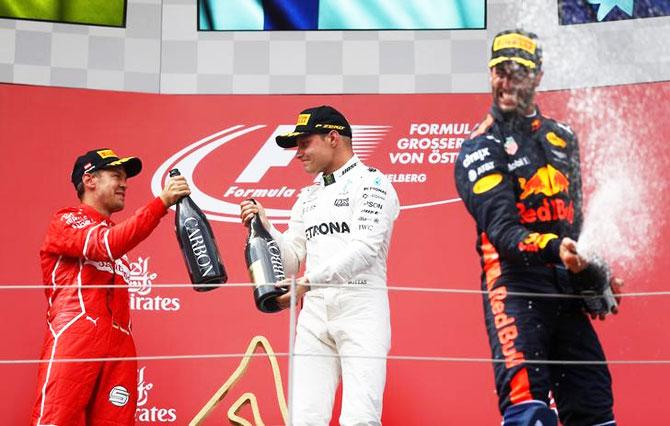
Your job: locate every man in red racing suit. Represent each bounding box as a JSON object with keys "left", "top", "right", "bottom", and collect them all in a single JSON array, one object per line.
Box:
[{"left": 32, "top": 148, "right": 189, "bottom": 426}]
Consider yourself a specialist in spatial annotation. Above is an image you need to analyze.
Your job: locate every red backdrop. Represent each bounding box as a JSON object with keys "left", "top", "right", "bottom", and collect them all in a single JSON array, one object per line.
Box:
[{"left": 1, "top": 82, "right": 668, "bottom": 424}]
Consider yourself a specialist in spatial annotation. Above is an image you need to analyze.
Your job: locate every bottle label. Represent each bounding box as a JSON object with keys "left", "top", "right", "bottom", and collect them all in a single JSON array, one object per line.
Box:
[
  {"left": 184, "top": 216, "right": 215, "bottom": 277},
  {"left": 249, "top": 260, "right": 268, "bottom": 286},
  {"left": 265, "top": 240, "right": 285, "bottom": 281}
]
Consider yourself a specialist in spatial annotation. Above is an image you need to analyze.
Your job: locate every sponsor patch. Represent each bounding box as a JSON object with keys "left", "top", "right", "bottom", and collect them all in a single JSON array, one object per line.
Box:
[
  {"left": 323, "top": 174, "right": 335, "bottom": 186},
  {"left": 531, "top": 118, "right": 542, "bottom": 132},
  {"left": 518, "top": 164, "right": 570, "bottom": 200},
  {"left": 129, "top": 257, "right": 181, "bottom": 312},
  {"left": 473, "top": 173, "right": 503, "bottom": 194},
  {"left": 136, "top": 366, "right": 178, "bottom": 423},
  {"left": 492, "top": 33, "right": 536, "bottom": 54},
  {"left": 507, "top": 157, "right": 530, "bottom": 172},
  {"left": 340, "top": 162, "right": 357, "bottom": 176},
  {"left": 551, "top": 150, "right": 567, "bottom": 160},
  {"left": 546, "top": 131, "right": 567, "bottom": 148},
  {"left": 462, "top": 147, "right": 490, "bottom": 168},
  {"left": 296, "top": 114, "right": 310, "bottom": 126},
  {"left": 476, "top": 161, "right": 495, "bottom": 175},
  {"left": 305, "top": 221, "right": 351, "bottom": 240},
  {"left": 61, "top": 212, "right": 92, "bottom": 229},
  {"left": 109, "top": 385, "right": 130, "bottom": 407},
  {"left": 518, "top": 232, "right": 558, "bottom": 252},
  {"left": 504, "top": 137, "right": 518, "bottom": 155},
  {"left": 315, "top": 123, "right": 345, "bottom": 131},
  {"left": 97, "top": 149, "right": 117, "bottom": 159}
]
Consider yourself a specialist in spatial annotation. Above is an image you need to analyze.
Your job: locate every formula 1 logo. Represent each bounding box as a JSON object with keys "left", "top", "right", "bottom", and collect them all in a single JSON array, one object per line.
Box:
[
  {"left": 152, "top": 120, "right": 468, "bottom": 223},
  {"left": 152, "top": 124, "right": 386, "bottom": 223}
]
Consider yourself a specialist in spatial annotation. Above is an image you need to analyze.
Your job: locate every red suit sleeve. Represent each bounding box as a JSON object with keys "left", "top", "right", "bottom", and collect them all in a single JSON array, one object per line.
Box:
[{"left": 43, "top": 197, "right": 167, "bottom": 261}]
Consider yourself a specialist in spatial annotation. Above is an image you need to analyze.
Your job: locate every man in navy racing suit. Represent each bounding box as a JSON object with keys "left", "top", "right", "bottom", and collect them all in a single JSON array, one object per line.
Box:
[{"left": 454, "top": 30, "right": 622, "bottom": 426}]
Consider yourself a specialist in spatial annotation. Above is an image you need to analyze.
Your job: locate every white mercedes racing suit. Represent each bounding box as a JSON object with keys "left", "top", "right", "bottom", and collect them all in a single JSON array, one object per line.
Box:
[{"left": 269, "top": 155, "right": 399, "bottom": 426}]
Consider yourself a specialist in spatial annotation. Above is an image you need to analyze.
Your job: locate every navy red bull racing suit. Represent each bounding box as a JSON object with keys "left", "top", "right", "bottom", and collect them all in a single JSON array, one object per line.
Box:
[{"left": 455, "top": 105, "right": 615, "bottom": 426}]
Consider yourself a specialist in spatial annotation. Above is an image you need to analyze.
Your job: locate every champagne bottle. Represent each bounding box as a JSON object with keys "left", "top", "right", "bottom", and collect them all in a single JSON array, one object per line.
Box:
[
  {"left": 170, "top": 169, "right": 227, "bottom": 291},
  {"left": 245, "top": 200, "right": 287, "bottom": 313},
  {"left": 571, "top": 256, "right": 617, "bottom": 315}
]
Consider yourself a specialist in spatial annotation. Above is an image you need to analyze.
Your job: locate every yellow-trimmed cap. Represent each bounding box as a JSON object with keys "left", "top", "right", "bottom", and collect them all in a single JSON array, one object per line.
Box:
[
  {"left": 71, "top": 148, "right": 142, "bottom": 188},
  {"left": 276, "top": 105, "right": 352, "bottom": 148},
  {"left": 489, "top": 30, "right": 542, "bottom": 70}
]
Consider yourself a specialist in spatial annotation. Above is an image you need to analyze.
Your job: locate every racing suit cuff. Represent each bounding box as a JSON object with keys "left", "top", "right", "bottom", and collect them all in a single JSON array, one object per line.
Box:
[
  {"left": 541, "top": 238, "right": 562, "bottom": 264},
  {"left": 145, "top": 197, "right": 169, "bottom": 217},
  {"left": 304, "top": 271, "right": 322, "bottom": 288}
]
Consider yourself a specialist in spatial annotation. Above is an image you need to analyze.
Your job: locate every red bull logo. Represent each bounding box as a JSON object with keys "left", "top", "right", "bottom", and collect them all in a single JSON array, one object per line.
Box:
[
  {"left": 518, "top": 164, "right": 569, "bottom": 200},
  {"left": 517, "top": 232, "right": 558, "bottom": 253},
  {"left": 488, "top": 286, "right": 525, "bottom": 369},
  {"left": 517, "top": 199, "right": 574, "bottom": 224}
]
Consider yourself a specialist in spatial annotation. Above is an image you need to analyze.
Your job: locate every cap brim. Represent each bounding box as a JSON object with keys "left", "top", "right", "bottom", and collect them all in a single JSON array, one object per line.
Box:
[
  {"left": 488, "top": 56, "right": 537, "bottom": 69},
  {"left": 105, "top": 157, "right": 142, "bottom": 178},
  {"left": 276, "top": 131, "right": 308, "bottom": 148}
]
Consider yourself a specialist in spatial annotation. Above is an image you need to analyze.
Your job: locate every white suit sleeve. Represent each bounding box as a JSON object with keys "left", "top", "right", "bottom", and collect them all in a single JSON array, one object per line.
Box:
[
  {"left": 306, "top": 172, "right": 399, "bottom": 285},
  {"left": 267, "top": 190, "right": 307, "bottom": 277}
]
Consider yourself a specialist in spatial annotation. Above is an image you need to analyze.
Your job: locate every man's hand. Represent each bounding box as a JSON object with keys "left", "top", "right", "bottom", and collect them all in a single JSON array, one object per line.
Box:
[
  {"left": 470, "top": 113, "right": 494, "bottom": 138},
  {"left": 559, "top": 237, "right": 588, "bottom": 273},
  {"left": 240, "top": 199, "right": 271, "bottom": 228},
  {"left": 609, "top": 277, "right": 624, "bottom": 314},
  {"left": 587, "top": 276, "right": 623, "bottom": 321},
  {"left": 159, "top": 176, "right": 190, "bottom": 207},
  {"left": 275, "top": 276, "right": 310, "bottom": 310}
]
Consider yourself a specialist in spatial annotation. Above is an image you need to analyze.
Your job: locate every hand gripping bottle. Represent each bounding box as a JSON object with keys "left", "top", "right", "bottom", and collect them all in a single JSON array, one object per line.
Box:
[
  {"left": 170, "top": 169, "right": 227, "bottom": 291},
  {"left": 244, "top": 200, "right": 287, "bottom": 313},
  {"left": 571, "top": 256, "right": 618, "bottom": 315}
]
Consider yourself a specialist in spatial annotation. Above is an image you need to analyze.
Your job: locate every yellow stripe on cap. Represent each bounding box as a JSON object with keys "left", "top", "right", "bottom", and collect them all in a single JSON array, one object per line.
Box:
[
  {"left": 97, "top": 149, "right": 117, "bottom": 159},
  {"left": 315, "top": 124, "right": 345, "bottom": 130},
  {"left": 473, "top": 173, "right": 503, "bottom": 194},
  {"left": 108, "top": 157, "right": 133, "bottom": 166},
  {"left": 278, "top": 131, "right": 304, "bottom": 138},
  {"left": 493, "top": 33, "right": 536, "bottom": 55},
  {"left": 488, "top": 56, "right": 537, "bottom": 69},
  {"left": 296, "top": 114, "right": 310, "bottom": 126}
]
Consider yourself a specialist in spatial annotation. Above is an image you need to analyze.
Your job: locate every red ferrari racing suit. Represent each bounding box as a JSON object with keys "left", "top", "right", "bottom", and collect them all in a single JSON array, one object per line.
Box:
[{"left": 32, "top": 197, "right": 167, "bottom": 426}]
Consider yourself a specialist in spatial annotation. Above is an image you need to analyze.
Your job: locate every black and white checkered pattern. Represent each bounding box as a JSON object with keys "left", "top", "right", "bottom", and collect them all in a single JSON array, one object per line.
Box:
[{"left": 0, "top": 0, "right": 668, "bottom": 94}]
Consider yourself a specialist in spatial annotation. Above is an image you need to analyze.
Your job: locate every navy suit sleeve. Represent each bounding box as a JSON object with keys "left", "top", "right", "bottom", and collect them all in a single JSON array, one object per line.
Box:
[{"left": 455, "top": 135, "right": 561, "bottom": 265}]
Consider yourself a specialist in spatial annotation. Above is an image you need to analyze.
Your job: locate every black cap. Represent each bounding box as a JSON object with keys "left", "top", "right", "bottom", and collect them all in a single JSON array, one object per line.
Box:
[
  {"left": 489, "top": 29, "right": 542, "bottom": 71},
  {"left": 71, "top": 148, "right": 142, "bottom": 189},
  {"left": 275, "top": 105, "right": 352, "bottom": 148}
]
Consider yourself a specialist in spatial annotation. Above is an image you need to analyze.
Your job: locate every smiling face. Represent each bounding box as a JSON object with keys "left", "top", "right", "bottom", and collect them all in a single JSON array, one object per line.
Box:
[
  {"left": 490, "top": 61, "right": 543, "bottom": 115},
  {"left": 295, "top": 132, "right": 336, "bottom": 175},
  {"left": 83, "top": 166, "right": 128, "bottom": 215}
]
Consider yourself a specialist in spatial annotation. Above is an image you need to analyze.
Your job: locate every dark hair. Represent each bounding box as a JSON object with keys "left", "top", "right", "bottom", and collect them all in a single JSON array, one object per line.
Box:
[{"left": 75, "top": 170, "right": 100, "bottom": 200}]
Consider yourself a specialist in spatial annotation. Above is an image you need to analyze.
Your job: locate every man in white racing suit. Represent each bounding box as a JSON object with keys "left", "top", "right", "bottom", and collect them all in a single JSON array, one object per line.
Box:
[{"left": 240, "top": 105, "right": 399, "bottom": 425}]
